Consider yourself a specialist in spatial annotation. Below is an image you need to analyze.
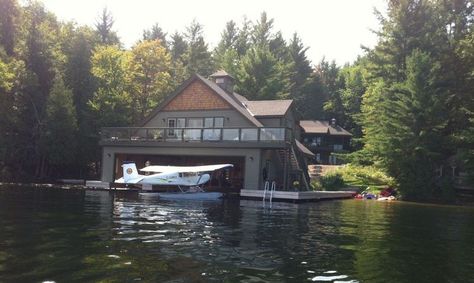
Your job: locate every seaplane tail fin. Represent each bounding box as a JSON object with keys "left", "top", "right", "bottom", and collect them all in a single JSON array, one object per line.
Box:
[{"left": 122, "top": 162, "right": 144, "bottom": 183}]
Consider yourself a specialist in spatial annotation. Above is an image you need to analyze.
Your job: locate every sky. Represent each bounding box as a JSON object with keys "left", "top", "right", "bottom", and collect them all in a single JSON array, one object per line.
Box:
[{"left": 40, "top": 0, "right": 388, "bottom": 65}]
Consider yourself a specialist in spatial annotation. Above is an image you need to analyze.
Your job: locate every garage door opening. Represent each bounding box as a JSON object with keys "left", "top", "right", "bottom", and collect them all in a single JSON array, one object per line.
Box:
[{"left": 114, "top": 154, "right": 245, "bottom": 191}]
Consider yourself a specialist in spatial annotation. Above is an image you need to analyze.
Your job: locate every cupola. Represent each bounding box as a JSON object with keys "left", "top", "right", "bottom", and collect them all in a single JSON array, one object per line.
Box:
[{"left": 210, "top": 70, "right": 235, "bottom": 94}]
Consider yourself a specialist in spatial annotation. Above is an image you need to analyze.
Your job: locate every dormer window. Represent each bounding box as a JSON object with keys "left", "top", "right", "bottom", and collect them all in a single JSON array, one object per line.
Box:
[{"left": 216, "top": 78, "right": 225, "bottom": 84}]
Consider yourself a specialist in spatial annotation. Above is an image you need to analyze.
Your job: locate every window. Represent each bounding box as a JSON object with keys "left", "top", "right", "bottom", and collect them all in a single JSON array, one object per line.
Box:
[
  {"left": 204, "top": 117, "right": 214, "bottom": 128},
  {"left": 167, "top": 119, "right": 176, "bottom": 137},
  {"left": 334, "top": 144, "right": 343, "bottom": 151},
  {"left": 185, "top": 118, "right": 203, "bottom": 141},
  {"left": 316, "top": 153, "right": 321, "bottom": 162},
  {"left": 204, "top": 117, "right": 224, "bottom": 128},
  {"left": 167, "top": 118, "right": 185, "bottom": 137},
  {"left": 214, "top": 117, "right": 224, "bottom": 128},
  {"left": 176, "top": 118, "right": 185, "bottom": 128}
]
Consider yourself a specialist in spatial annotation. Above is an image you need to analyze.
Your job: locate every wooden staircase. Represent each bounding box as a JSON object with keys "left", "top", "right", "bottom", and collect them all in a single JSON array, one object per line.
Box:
[{"left": 276, "top": 145, "right": 311, "bottom": 191}]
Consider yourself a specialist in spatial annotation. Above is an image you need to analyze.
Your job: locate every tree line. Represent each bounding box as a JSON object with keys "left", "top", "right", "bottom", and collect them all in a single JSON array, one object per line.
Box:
[{"left": 0, "top": 0, "right": 472, "bottom": 200}]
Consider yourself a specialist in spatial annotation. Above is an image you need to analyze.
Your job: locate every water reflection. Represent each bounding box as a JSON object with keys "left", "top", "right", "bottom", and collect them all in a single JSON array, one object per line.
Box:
[{"left": 0, "top": 187, "right": 474, "bottom": 282}]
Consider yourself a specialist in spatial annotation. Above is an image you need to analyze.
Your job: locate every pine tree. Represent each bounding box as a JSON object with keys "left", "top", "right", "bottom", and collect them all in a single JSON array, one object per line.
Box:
[
  {"left": 95, "top": 7, "right": 120, "bottom": 45},
  {"left": 183, "top": 20, "right": 214, "bottom": 76},
  {"left": 143, "top": 23, "right": 168, "bottom": 48},
  {"left": 237, "top": 45, "right": 290, "bottom": 100}
]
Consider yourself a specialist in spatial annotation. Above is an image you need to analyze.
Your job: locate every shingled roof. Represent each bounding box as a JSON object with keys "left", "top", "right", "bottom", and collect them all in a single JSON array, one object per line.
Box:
[
  {"left": 242, "top": 100, "right": 293, "bottom": 117},
  {"left": 140, "top": 74, "right": 263, "bottom": 127},
  {"left": 299, "top": 120, "right": 352, "bottom": 136}
]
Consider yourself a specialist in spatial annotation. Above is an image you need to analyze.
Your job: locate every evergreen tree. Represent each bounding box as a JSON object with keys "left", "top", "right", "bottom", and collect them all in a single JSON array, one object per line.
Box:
[
  {"left": 364, "top": 50, "right": 449, "bottom": 199},
  {"left": 95, "top": 7, "right": 120, "bottom": 45},
  {"left": 183, "top": 20, "right": 214, "bottom": 76},
  {"left": 252, "top": 12, "right": 274, "bottom": 46},
  {"left": 143, "top": 23, "right": 168, "bottom": 48},
  {"left": 237, "top": 45, "right": 290, "bottom": 100},
  {"left": 214, "top": 21, "right": 241, "bottom": 77},
  {"left": 234, "top": 17, "right": 251, "bottom": 57},
  {"left": 287, "top": 33, "right": 312, "bottom": 112},
  {"left": 169, "top": 32, "right": 187, "bottom": 62}
]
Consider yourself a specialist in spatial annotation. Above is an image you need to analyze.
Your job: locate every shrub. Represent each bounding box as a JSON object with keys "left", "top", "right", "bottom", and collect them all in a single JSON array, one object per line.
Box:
[
  {"left": 320, "top": 172, "right": 345, "bottom": 191},
  {"left": 336, "top": 164, "right": 396, "bottom": 188}
]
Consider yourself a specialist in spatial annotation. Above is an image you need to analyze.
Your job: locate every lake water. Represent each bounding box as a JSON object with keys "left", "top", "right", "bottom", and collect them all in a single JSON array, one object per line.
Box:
[{"left": 0, "top": 187, "right": 473, "bottom": 282}]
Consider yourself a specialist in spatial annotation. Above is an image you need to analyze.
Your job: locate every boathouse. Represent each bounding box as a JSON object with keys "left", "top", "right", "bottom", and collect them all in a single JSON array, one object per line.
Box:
[
  {"left": 99, "top": 71, "right": 313, "bottom": 191},
  {"left": 299, "top": 119, "right": 352, "bottom": 165}
]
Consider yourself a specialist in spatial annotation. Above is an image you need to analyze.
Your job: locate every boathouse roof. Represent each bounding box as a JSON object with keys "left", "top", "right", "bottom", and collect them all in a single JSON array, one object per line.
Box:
[{"left": 299, "top": 120, "right": 352, "bottom": 136}]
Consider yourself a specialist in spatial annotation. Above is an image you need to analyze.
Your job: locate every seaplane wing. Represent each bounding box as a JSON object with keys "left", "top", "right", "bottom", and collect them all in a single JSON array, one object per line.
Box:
[{"left": 140, "top": 164, "right": 233, "bottom": 173}]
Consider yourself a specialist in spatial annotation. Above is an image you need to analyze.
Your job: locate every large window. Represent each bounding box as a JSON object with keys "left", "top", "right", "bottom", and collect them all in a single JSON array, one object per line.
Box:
[
  {"left": 167, "top": 117, "right": 224, "bottom": 140},
  {"left": 186, "top": 118, "right": 204, "bottom": 141}
]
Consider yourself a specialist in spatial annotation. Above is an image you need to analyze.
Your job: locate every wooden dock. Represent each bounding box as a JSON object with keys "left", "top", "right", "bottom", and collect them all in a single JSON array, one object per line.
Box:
[{"left": 240, "top": 189, "right": 356, "bottom": 202}]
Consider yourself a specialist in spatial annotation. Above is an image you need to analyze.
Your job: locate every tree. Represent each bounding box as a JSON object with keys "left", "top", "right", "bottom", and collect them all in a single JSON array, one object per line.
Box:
[
  {"left": 89, "top": 45, "right": 132, "bottom": 127},
  {"left": 169, "top": 32, "right": 187, "bottom": 63},
  {"left": 0, "top": 54, "right": 22, "bottom": 180},
  {"left": 362, "top": 50, "right": 451, "bottom": 199},
  {"left": 95, "top": 7, "right": 120, "bottom": 45},
  {"left": 252, "top": 12, "right": 274, "bottom": 46},
  {"left": 17, "top": 1, "right": 61, "bottom": 178},
  {"left": 61, "top": 24, "right": 99, "bottom": 178},
  {"left": 183, "top": 20, "right": 214, "bottom": 76},
  {"left": 237, "top": 46, "right": 290, "bottom": 100},
  {"left": 142, "top": 23, "right": 168, "bottom": 48},
  {"left": 214, "top": 21, "right": 241, "bottom": 77},
  {"left": 41, "top": 75, "right": 78, "bottom": 178},
  {"left": 129, "top": 39, "right": 172, "bottom": 123},
  {"left": 0, "top": 0, "right": 19, "bottom": 56},
  {"left": 287, "top": 33, "right": 312, "bottom": 109}
]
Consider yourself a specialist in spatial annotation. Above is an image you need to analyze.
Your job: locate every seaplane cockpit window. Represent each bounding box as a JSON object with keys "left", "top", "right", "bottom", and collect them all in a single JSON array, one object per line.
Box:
[{"left": 183, "top": 172, "right": 198, "bottom": 177}]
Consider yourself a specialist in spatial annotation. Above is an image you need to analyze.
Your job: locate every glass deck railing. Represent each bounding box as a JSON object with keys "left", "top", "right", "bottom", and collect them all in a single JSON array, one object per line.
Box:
[{"left": 101, "top": 127, "right": 291, "bottom": 143}]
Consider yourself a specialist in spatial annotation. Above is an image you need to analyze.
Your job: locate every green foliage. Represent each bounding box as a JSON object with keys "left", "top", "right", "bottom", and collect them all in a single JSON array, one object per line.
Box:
[
  {"left": 319, "top": 172, "right": 345, "bottom": 191},
  {"left": 237, "top": 45, "right": 291, "bottom": 100},
  {"left": 129, "top": 39, "right": 172, "bottom": 123},
  {"left": 357, "top": 0, "right": 474, "bottom": 200},
  {"left": 336, "top": 164, "right": 396, "bottom": 188},
  {"left": 89, "top": 45, "right": 132, "bottom": 127},
  {"left": 0, "top": 0, "right": 19, "bottom": 56},
  {"left": 0, "top": 0, "right": 472, "bottom": 194},
  {"left": 183, "top": 20, "right": 214, "bottom": 76},
  {"left": 94, "top": 8, "right": 120, "bottom": 45},
  {"left": 41, "top": 75, "right": 78, "bottom": 174},
  {"left": 142, "top": 23, "right": 168, "bottom": 48}
]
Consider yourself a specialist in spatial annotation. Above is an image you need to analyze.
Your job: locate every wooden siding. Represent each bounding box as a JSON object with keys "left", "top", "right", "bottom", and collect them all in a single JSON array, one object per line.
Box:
[{"left": 163, "top": 80, "right": 231, "bottom": 111}]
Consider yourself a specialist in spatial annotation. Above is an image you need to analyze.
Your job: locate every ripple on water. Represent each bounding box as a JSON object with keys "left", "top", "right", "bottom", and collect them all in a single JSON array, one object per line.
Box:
[{"left": 1, "top": 189, "right": 474, "bottom": 283}]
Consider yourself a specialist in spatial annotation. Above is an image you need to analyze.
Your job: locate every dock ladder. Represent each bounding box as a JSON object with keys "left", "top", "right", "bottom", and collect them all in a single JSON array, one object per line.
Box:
[{"left": 263, "top": 181, "right": 276, "bottom": 207}]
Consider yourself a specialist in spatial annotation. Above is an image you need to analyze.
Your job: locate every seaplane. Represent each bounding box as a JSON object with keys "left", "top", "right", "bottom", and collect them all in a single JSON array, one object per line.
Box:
[{"left": 114, "top": 162, "right": 233, "bottom": 200}]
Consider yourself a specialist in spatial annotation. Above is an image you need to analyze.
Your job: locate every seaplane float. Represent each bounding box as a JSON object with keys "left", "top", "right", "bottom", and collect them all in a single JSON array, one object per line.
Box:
[{"left": 115, "top": 162, "right": 233, "bottom": 200}]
